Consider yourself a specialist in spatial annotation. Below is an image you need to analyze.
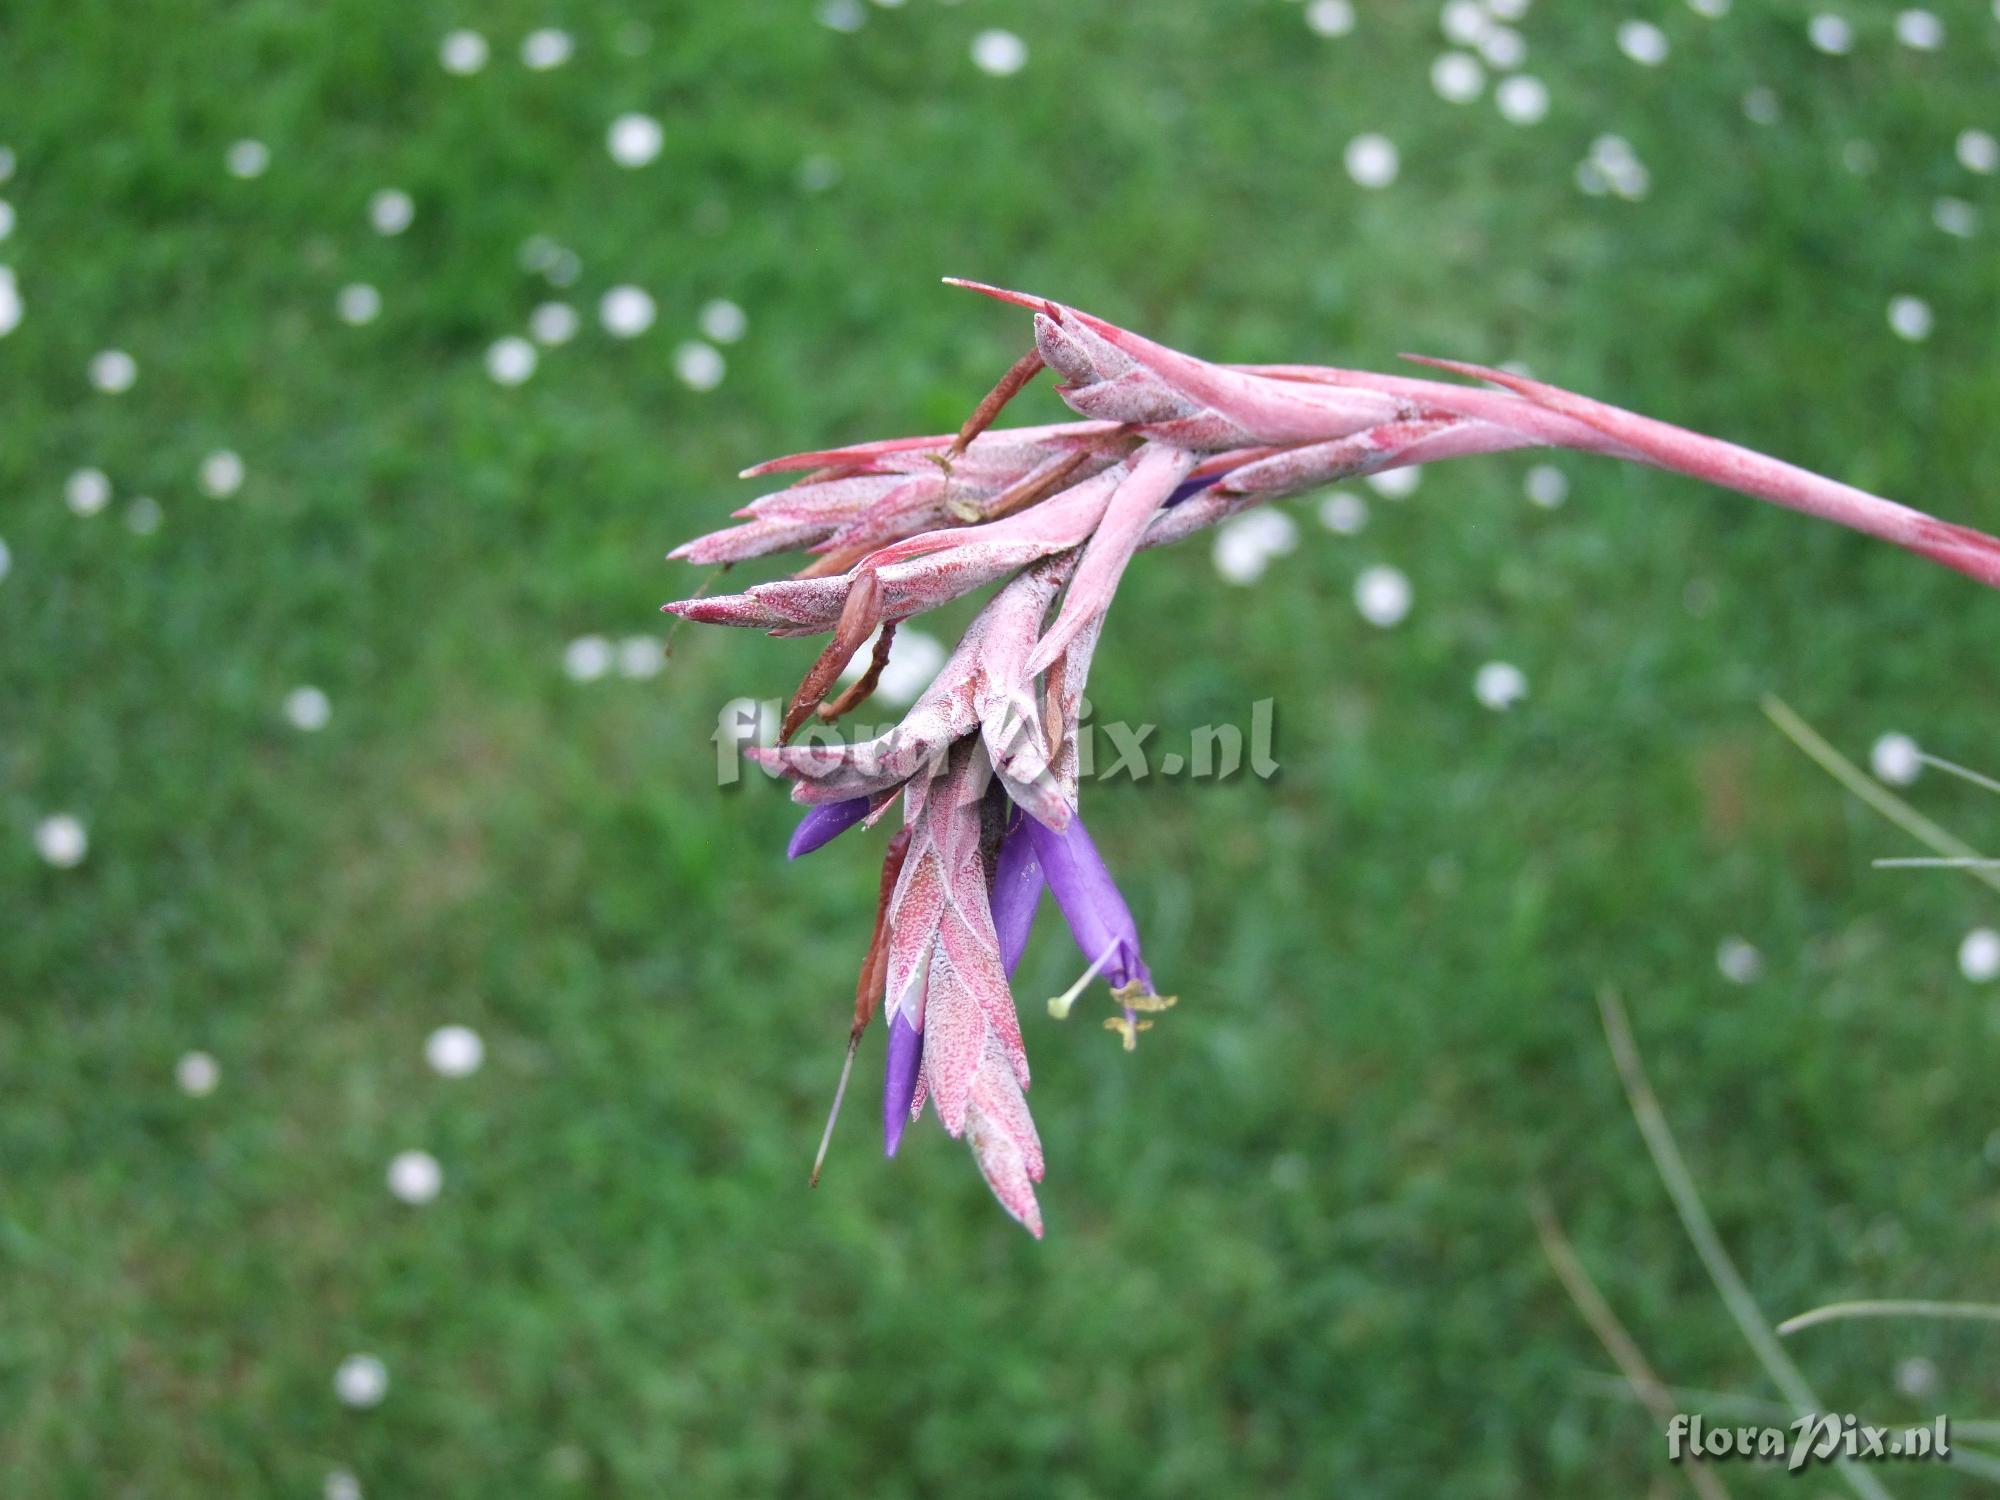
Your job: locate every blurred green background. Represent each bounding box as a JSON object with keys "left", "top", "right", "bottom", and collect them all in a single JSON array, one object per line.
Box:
[{"left": 5, "top": 1, "right": 1999, "bottom": 1494}]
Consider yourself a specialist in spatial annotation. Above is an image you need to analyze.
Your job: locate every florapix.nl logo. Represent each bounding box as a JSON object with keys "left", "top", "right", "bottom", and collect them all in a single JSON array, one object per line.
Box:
[{"left": 713, "top": 694, "right": 1278, "bottom": 789}]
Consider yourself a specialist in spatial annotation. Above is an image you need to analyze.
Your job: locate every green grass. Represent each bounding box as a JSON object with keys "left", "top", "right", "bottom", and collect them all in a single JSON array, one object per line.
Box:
[{"left": 4, "top": 1, "right": 2000, "bottom": 1494}]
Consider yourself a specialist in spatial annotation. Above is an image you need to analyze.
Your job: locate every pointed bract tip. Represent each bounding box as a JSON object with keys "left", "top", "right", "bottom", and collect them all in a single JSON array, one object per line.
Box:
[
  {"left": 943, "top": 277, "right": 1061, "bottom": 316},
  {"left": 1399, "top": 353, "right": 1510, "bottom": 384}
]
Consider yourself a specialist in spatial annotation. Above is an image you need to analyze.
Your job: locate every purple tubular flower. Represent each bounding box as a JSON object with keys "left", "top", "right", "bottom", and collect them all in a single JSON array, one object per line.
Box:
[
  {"left": 1023, "top": 814, "right": 1151, "bottom": 994},
  {"left": 787, "top": 796, "right": 871, "bottom": 859},
  {"left": 990, "top": 815, "right": 1045, "bottom": 977},
  {"left": 1164, "top": 473, "right": 1222, "bottom": 508},
  {"left": 882, "top": 1011, "right": 923, "bottom": 1156}
]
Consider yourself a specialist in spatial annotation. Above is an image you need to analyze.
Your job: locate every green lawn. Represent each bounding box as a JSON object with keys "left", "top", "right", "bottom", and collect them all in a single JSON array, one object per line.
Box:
[{"left": 4, "top": 1, "right": 1999, "bottom": 1494}]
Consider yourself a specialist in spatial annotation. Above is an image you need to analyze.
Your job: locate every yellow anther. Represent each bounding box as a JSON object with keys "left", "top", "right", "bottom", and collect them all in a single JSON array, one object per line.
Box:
[
  {"left": 1113, "top": 980, "right": 1177, "bottom": 1014},
  {"left": 1103, "top": 1016, "right": 1155, "bottom": 1051}
]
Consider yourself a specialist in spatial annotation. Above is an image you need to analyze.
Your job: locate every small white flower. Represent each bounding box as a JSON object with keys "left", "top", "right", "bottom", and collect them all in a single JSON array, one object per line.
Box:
[
  {"left": 1958, "top": 129, "right": 1999, "bottom": 176},
  {"left": 698, "top": 298, "right": 747, "bottom": 345},
  {"left": 368, "top": 189, "right": 414, "bottom": 236},
  {"left": 617, "top": 635, "right": 663, "bottom": 678},
  {"left": 387, "top": 1149, "right": 443, "bottom": 1205},
  {"left": 176, "top": 1050, "right": 221, "bottom": 1097},
  {"left": 285, "top": 686, "right": 331, "bottom": 732},
  {"left": 1431, "top": 52, "right": 1486, "bottom": 103},
  {"left": 607, "top": 113, "right": 664, "bottom": 168},
  {"left": 200, "top": 449, "right": 245, "bottom": 498},
  {"left": 439, "top": 29, "right": 489, "bottom": 74},
  {"left": 1441, "top": 0, "right": 1491, "bottom": 46},
  {"left": 521, "top": 28, "right": 575, "bottom": 69},
  {"left": 1344, "top": 133, "right": 1400, "bottom": 189},
  {"left": 225, "top": 139, "right": 271, "bottom": 179},
  {"left": 425, "top": 1024, "right": 485, "bottom": 1078},
  {"left": 89, "top": 349, "right": 137, "bottom": 393},
  {"left": 1742, "top": 87, "right": 1781, "bottom": 126},
  {"left": 1474, "top": 661, "right": 1528, "bottom": 710},
  {"left": 563, "top": 635, "right": 613, "bottom": 681},
  {"left": 1807, "top": 13, "right": 1853, "bottom": 55},
  {"left": 970, "top": 29, "right": 1028, "bottom": 76},
  {"left": 66, "top": 467, "right": 112, "bottom": 517},
  {"left": 1616, "top": 19, "right": 1670, "bottom": 65},
  {"left": 1495, "top": 74, "right": 1550, "bottom": 125},
  {"left": 1932, "top": 197, "right": 1978, "bottom": 238},
  {"left": 818, "top": 0, "right": 866, "bottom": 32},
  {"left": 797, "top": 154, "right": 841, "bottom": 194},
  {"left": 1212, "top": 511, "right": 1299, "bottom": 585},
  {"left": 843, "top": 627, "right": 945, "bottom": 708},
  {"left": 334, "top": 1354, "right": 389, "bottom": 1409},
  {"left": 1212, "top": 524, "right": 1272, "bottom": 585},
  {"left": 1317, "top": 491, "right": 1369, "bottom": 534},
  {"left": 1893, "top": 9, "right": 1943, "bottom": 49},
  {"left": 1716, "top": 936, "right": 1764, "bottom": 984},
  {"left": 1895, "top": 1355, "right": 1941, "bottom": 1400},
  {"left": 324, "top": 1469, "right": 363, "bottom": 1500},
  {"left": 599, "top": 285, "right": 656, "bottom": 338},
  {"left": 1887, "top": 295, "right": 1933, "bottom": 343},
  {"left": 1366, "top": 466, "right": 1421, "bottom": 500},
  {"left": 530, "top": 302, "right": 579, "bottom": 346},
  {"left": 1960, "top": 929, "right": 2000, "bottom": 984},
  {"left": 336, "top": 283, "right": 381, "bottom": 326},
  {"left": 674, "top": 340, "right": 725, "bottom": 391},
  {"left": 486, "top": 336, "right": 538, "bottom": 386},
  {"left": 35, "top": 813, "right": 87, "bottom": 868},
  {"left": 1477, "top": 25, "right": 1526, "bottom": 70},
  {"left": 1354, "top": 565, "right": 1412, "bottom": 627},
  {"left": 1869, "top": 732, "right": 1922, "bottom": 786},
  {"left": 1305, "top": 0, "right": 1356, "bottom": 38},
  {"left": 1524, "top": 463, "right": 1569, "bottom": 508}
]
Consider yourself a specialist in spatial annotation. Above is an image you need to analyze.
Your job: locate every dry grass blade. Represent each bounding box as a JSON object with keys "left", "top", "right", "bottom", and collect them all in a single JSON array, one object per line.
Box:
[
  {"left": 1778, "top": 1300, "right": 2000, "bottom": 1337},
  {"left": 1596, "top": 987, "right": 1896, "bottom": 1500},
  {"left": 1760, "top": 694, "right": 2000, "bottom": 899},
  {"left": 1918, "top": 754, "right": 2000, "bottom": 800},
  {"left": 1529, "top": 1189, "right": 1733, "bottom": 1500}
]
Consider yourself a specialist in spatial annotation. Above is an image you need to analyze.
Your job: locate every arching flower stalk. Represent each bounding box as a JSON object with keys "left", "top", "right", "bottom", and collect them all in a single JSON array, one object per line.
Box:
[{"left": 668, "top": 280, "right": 2000, "bottom": 1234}]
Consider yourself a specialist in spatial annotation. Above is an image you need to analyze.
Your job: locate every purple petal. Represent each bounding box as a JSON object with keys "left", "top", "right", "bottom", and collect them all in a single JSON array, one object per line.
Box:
[
  {"left": 1023, "top": 814, "right": 1149, "bottom": 992},
  {"left": 1164, "top": 473, "right": 1222, "bottom": 508},
  {"left": 882, "top": 1011, "right": 923, "bottom": 1156},
  {"left": 990, "top": 816, "right": 1045, "bottom": 977},
  {"left": 786, "top": 796, "right": 871, "bottom": 859}
]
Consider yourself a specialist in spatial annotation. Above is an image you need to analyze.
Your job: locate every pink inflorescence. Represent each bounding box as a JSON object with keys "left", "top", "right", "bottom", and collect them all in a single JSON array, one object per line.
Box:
[{"left": 667, "top": 279, "right": 2000, "bottom": 1235}]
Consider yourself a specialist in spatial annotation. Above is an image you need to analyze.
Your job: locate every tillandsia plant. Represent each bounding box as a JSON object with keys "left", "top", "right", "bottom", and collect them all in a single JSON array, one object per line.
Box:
[{"left": 666, "top": 279, "right": 2000, "bottom": 1237}]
